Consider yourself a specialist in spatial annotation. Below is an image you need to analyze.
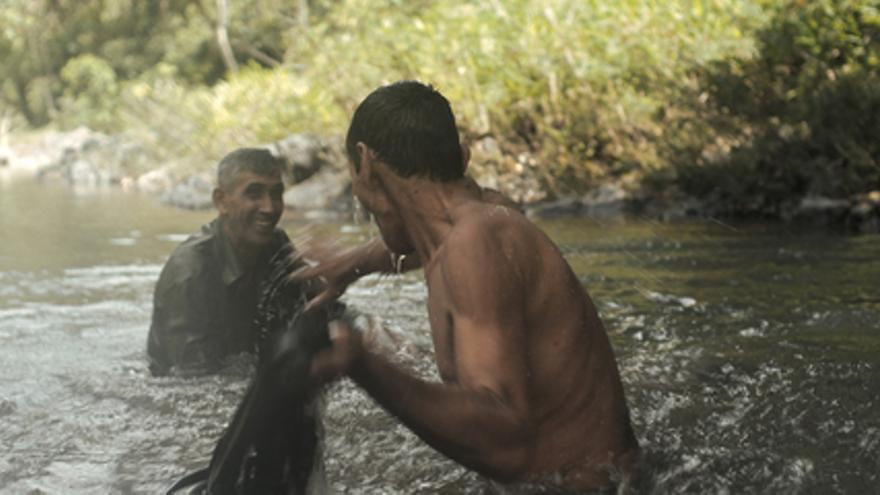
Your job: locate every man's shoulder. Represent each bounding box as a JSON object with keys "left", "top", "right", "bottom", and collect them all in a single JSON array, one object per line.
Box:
[
  {"left": 158, "top": 222, "right": 220, "bottom": 285},
  {"left": 450, "top": 201, "right": 536, "bottom": 248},
  {"left": 480, "top": 186, "right": 522, "bottom": 213},
  {"left": 441, "top": 201, "right": 554, "bottom": 281}
]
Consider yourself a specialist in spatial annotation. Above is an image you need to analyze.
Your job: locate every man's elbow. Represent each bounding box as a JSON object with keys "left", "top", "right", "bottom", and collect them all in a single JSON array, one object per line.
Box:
[
  {"left": 482, "top": 444, "right": 531, "bottom": 482},
  {"left": 477, "top": 423, "right": 535, "bottom": 482}
]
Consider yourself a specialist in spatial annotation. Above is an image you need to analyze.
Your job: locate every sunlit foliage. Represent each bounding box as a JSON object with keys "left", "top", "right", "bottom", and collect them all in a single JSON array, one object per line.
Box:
[
  {"left": 3, "top": 0, "right": 877, "bottom": 206},
  {"left": 665, "top": 0, "right": 880, "bottom": 213}
]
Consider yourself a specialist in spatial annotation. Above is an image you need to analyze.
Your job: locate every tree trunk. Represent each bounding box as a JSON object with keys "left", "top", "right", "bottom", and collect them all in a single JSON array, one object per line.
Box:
[
  {"left": 215, "top": 0, "right": 238, "bottom": 73},
  {"left": 297, "top": 0, "right": 309, "bottom": 28},
  {"left": 13, "top": 78, "right": 42, "bottom": 127}
]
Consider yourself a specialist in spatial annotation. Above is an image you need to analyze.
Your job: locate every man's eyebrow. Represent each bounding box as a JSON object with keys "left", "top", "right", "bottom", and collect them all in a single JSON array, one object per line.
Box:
[{"left": 243, "top": 181, "right": 284, "bottom": 194}]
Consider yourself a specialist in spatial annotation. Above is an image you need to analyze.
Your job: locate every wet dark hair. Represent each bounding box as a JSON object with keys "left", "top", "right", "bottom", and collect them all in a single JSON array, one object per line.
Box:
[
  {"left": 217, "top": 148, "right": 284, "bottom": 189},
  {"left": 346, "top": 81, "right": 464, "bottom": 181}
]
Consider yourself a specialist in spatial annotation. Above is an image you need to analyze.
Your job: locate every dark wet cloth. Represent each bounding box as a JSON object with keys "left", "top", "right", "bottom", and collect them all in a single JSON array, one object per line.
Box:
[
  {"left": 165, "top": 245, "right": 346, "bottom": 495},
  {"left": 147, "top": 218, "right": 294, "bottom": 376}
]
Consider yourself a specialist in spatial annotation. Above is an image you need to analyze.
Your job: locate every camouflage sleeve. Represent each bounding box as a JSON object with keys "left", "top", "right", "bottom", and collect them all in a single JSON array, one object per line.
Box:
[{"left": 147, "top": 268, "right": 223, "bottom": 376}]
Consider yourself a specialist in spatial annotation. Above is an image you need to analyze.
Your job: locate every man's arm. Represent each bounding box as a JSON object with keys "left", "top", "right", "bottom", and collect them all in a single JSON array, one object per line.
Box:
[
  {"left": 291, "top": 185, "right": 518, "bottom": 309},
  {"left": 313, "top": 224, "right": 536, "bottom": 479},
  {"left": 291, "top": 237, "right": 422, "bottom": 310},
  {"left": 348, "top": 320, "right": 534, "bottom": 479}
]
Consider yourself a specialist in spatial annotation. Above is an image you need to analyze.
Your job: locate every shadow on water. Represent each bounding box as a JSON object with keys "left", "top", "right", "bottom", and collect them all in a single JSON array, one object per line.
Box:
[{"left": 0, "top": 181, "right": 877, "bottom": 493}]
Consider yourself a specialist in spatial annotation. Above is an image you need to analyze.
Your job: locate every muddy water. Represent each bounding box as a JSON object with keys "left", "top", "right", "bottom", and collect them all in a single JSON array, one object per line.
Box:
[{"left": 0, "top": 180, "right": 878, "bottom": 493}]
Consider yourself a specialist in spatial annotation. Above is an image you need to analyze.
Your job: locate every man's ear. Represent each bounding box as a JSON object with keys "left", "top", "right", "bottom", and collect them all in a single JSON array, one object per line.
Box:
[
  {"left": 355, "top": 142, "right": 376, "bottom": 181},
  {"left": 460, "top": 143, "right": 470, "bottom": 175},
  {"left": 212, "top": 187, "right": 226, "bottom": 214}
]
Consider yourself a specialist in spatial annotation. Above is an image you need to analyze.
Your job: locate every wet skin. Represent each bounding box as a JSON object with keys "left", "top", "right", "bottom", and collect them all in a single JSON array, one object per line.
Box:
[
  {"left": 212, "top": 170, "right": 285, "bottom": 265},
  {"left": 307, "top": 145, "right": 638, "bottom": 491}
]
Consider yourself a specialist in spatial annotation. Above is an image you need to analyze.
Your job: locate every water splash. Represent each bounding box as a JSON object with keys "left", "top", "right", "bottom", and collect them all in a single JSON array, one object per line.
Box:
[{"left": 1, "top": 213, "right": 878, "bottom": 493}]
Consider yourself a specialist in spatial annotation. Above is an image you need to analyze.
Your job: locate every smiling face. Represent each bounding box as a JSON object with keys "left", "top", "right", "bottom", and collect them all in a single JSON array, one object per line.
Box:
[{"left": 214, "top": 170, "right": 284, "bottom": 252}]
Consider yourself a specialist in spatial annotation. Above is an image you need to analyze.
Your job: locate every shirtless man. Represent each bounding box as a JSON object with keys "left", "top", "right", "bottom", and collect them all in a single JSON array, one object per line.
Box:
[{"left": 302, "top": 81, "right": 638, "bottom": 491}]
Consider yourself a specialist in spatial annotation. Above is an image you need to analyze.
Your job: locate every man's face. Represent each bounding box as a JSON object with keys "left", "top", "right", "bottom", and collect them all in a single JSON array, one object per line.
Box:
[
  {"left": 215, "top": 170, "right": 284, "bottom": 250},
  {"left": 348, "top": 156, "right": 414, "bottom": 255}
]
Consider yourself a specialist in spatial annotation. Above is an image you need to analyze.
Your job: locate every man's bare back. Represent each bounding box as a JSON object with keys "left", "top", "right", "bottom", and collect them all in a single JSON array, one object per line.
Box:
[{"left": 300, "top": 81, "right": 637, "bottom": 492}]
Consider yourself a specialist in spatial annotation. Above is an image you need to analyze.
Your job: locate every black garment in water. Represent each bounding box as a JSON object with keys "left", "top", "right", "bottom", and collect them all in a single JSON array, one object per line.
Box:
[{"left": 167, "top": 245, "right": 348, "bottom": 495}]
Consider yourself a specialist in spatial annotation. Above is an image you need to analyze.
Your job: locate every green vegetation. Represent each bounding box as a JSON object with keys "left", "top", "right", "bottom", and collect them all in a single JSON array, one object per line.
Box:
[
  {"left": 665, "top": 0, "right": 880, "bottom": 215},
  {"left": 2, "top": 0, "right": 877, "bottom": 211}
]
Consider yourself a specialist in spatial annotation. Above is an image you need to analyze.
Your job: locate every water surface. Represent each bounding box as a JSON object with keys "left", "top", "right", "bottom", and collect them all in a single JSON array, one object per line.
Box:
[{"left": 0, "top": 180, "right": 877, "bottom": 493}]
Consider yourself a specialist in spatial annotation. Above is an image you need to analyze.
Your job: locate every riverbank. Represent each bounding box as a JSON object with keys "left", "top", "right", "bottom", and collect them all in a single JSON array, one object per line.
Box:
[
  {"left": 3, "top": 2, "right": 877, "bottom": 232},
  {"left": 2, "top": 127, "right": 879, "bottom": 233}
]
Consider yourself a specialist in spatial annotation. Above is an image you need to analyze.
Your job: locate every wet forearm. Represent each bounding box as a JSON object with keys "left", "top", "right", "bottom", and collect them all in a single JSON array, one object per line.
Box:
[{"left": 349, "top": 349, "right": 532, "bottom": 479}]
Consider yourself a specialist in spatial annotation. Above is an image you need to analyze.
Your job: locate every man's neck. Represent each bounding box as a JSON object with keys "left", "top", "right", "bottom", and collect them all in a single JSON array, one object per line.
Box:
[
  {"left": 383, "top": 174, "right": 481, "bottom": 268},
  {"left": 220, "top": 221, "right": 262, "bottom": 271}
]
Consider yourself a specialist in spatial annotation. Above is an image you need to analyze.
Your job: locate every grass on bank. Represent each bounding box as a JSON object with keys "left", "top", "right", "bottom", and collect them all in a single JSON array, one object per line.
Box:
[
  {"left": 115, "top": 0, "right": 765, "bottom": 195},
  {"left": 5, "top": 0, "right": 878, "bottom": 212}
]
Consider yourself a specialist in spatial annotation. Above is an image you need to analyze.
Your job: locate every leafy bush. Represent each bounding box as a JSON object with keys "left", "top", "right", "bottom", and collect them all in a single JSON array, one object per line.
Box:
[
  {"left": 115, "top": 64, "right": 347, "bottom": 173},
  {"left": 114, "top": 0, "right": 764, "bottom": 193},
  {"left": 284, "top": 0, "right": 765, "bottom": 194},
  {"left": 58, "top": 54, "right": 120, "bottom": 130},
  {"left": 667, "top": 0, "right": 880, "bottom": 214},
  {"left": 27, "top": 0, "right": 862, "bottom": 207},
  {"left": 0, "top": 0, "right": 288, "bottom": 128}
]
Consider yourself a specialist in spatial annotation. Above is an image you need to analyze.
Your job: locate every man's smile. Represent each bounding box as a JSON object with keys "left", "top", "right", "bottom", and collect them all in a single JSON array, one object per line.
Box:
[{"left": 254, "top": 217, "right": 277, "bottom": 233}]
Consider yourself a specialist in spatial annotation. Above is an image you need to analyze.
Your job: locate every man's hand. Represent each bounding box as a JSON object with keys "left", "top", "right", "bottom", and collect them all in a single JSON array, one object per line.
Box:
[
  {"left": 288, "top": 237, "right": 366, "bottom": 311},
  {"left": 309, "top": 319, "right": 364, "bottom": 386}
]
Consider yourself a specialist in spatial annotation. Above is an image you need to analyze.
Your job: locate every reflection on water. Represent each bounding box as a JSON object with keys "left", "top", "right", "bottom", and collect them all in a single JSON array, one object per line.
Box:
[{"left": 1, "top": 180, "right": 878, "bottom": 493}]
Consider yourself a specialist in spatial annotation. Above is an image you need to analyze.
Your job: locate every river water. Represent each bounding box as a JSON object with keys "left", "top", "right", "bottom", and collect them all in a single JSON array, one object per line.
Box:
[{"left": 0, "top": 179, "right": 877, "bottom": 494}]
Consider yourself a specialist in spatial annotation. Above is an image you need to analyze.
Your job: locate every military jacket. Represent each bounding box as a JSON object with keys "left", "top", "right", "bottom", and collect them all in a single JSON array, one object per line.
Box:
[{"left": 147, "top": 218, "right": 291, "bottom": 375}]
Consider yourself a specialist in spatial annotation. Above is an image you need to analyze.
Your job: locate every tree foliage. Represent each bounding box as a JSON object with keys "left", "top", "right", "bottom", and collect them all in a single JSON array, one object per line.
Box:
[
  {"left": 106, "top": 0, "right": 763, "bottom": 188},
  {"left": 667, "top": 0, "right": 880, "bottom": 213},
  {"left": 3, "top": 0, "right": 877, "bottom": 208},
  {"left": 0, "top": 0, "right": 300, "bottom": 127}
]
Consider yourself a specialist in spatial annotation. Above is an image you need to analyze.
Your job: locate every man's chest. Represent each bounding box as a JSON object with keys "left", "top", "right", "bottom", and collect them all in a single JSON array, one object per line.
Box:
[
  {"left": 225, "top": 270, "right": 262, "bottom": 314},
  {"left": 210, "top": 271, "right": 262, "bottom": 350}
]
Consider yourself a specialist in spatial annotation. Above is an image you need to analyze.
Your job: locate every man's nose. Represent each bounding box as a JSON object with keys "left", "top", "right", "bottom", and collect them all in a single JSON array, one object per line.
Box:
[{"left": 258, "top": 193, "right": 281, "bottom": 213}]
